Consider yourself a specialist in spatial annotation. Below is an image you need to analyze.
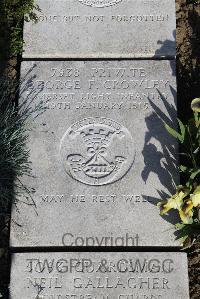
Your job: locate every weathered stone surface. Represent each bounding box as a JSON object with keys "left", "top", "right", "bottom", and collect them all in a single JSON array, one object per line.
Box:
[
  {"left": 10, "top": 252, "right": 189, "bottom": 299},
  {"left": 10, "top": 60, "right": 179, "bottom": 247},
  {"left": 23, "top": 0, "right": 176, "bottom": 58}
]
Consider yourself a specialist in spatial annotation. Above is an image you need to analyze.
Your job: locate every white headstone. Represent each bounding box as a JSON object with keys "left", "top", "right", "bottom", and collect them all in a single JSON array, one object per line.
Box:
[
  {"left": 23, "top": 0, "right": 176, "bottom": 58},
  {"left": 10, "top": 60, "right": 179, "bottom": 248},
  {"left": 10, "top": 252, "right": 190, "bottom": 299}
]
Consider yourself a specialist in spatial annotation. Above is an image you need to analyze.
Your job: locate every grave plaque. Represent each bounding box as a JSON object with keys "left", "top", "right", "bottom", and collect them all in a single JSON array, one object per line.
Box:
[
  {"left": 10, "top": 60, "right": 179, "bottom": 247},
  {"left": 23, "top": 0, "right": 176, "bottom": 58},
  {"left": 10, "top": 252, "right": 190, "bottom": 299}
]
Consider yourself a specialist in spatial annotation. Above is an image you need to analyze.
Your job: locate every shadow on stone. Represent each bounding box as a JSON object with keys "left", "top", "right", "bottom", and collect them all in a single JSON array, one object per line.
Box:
[
  {"left": 142, "top": 86, "right": 179, "bottom": 226},
  {"left": 154, "top": 29, "right": 176, "bottom": 64}
]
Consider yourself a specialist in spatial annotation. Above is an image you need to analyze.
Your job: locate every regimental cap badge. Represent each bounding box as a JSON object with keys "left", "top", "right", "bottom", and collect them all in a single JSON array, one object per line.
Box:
[
  {"left": 77, "top": 0, "right": 123, "bottom": 8},
  {"left": 60, "top": 117, "right": 135, "bottom": 186}
]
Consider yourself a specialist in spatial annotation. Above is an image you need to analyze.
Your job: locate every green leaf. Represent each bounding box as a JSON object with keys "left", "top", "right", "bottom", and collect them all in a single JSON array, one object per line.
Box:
[
  {"left": 178, "top": 118, "right": 186, "bottom": 142},
  {"left": 193, "top": 147, "right": 200, "bottom": 154},
  {"left": 190, "top": 169, "right": 200, "bottom": 180},
  {"left": 164, "top": 123, "right": 183, "bottom": 142},
  {"left": 175, "top": 223, "right": 185, "bottom": 230},
  {"left": 194, "top": 112, "right": 199, "bottom": 126},
  {"left": 179, "top": 165, "right": 188, "bottom": 172},
  {"left": 186, "top": 181, "right": 193, "bottom": 190}
]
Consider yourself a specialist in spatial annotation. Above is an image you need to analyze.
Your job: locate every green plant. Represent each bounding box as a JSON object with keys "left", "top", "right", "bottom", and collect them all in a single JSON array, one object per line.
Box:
[
  {"left": 158, "top": 98, "right": 200, "bottom": 248},
  {"left": 0, "top": 75, "right": 44, "bottom": 213},
  {"left": 0, "top": 0, "right": 40, "bottom": 58}
]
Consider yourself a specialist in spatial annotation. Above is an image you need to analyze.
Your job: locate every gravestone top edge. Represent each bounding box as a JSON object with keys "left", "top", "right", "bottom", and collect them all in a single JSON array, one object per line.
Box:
[
  {"left": 22, "top": 0, "right": 176, "bottom": 58},
  {"left": 10, "top": 252, "right": 190, "bottom": 299}
]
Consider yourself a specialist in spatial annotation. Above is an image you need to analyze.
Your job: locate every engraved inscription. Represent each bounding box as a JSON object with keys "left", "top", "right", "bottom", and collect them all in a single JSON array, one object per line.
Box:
[
  {"left": 77, "top": 0, "right": 123, "bottom": 8},
  {"left": 37, "top": 14, "right": 170, "bottom": 24},
  {"left": 60, "top": 117, "right": 135, "bottom": 185},
  {"left": 39, "top": 194, "right": 150, "bottom": 205},
  {"left": 31, "top": 65, "right": 170, "bottom": 112},
  {"left": 10, "top": 252, "right": 189, "bottom": 299},
  {"left": 24, "top": 256, "right": 174, "bottom": 298}
]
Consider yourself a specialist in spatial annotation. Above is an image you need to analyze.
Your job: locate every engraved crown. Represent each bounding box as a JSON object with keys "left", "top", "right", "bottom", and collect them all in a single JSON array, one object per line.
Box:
[{"left": 80, "top": 128, "right": 114, "bottom": 149}]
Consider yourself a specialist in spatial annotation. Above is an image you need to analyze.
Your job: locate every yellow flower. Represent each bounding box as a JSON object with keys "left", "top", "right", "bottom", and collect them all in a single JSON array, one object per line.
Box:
[
  {"left": 179, "top": 199, "right": 194, "bottom": 224},
  {"left": 191, "top": 98, "right": 200, "bottom": 112},
  {"left": 190, "top": 185, "right": 200, "bottom": 207},
  {"left": 158, "top": 186, "right": 189, "bottom": 215},
  {"left": 183, "top": 199, "right": 193, "bottom": 214},
  {"left": 179, "top": 209, "right": 193, "bottom": 224}
]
